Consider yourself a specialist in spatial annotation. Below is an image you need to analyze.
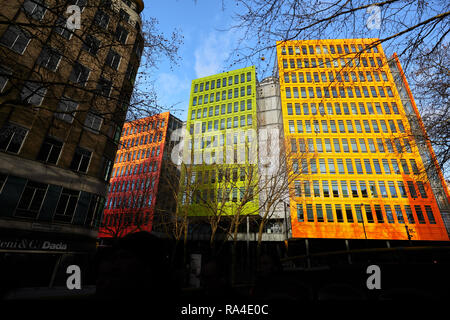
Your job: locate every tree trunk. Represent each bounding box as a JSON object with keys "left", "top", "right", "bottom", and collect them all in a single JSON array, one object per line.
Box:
[
  {"left": 231, "top": 239, "right": 237, "bottom": 285},
  {"left": 183, "top": 222, "right": 188, "bottom": 267},
  {"left": 210, "top": 224, "right": 217, "bottom": 252},
  {"left": 170, "top": 238, "right": 179, "bottom": 268},
  {"left": 231, "top": 220, "right": 239, "bottom": 285}
]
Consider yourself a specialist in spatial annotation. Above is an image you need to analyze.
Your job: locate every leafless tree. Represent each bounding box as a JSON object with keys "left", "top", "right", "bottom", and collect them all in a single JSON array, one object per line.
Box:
[
  {"left": 100, "top": 185, "right": 153, "bottom": 239},
  {"left": 0, "top": 0, "right": 182, "bottom": 148},
  {"left": 226, "top": 0, "right": 448, "bottom": 74},
  {"left": 155, "top": 159, "right": 197, "bottom": 267},
  {"left": 410, "top": 43, "right": 449, "bottom": 177}
]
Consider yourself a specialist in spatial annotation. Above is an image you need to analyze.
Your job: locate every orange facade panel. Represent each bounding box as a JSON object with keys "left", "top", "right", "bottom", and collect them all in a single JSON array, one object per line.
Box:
[
  {"left": 99, "top": 112, "right": 171, "bottom": 238},
  {"left": 277, "top": 39, "right": 449, "bottom": 241}
]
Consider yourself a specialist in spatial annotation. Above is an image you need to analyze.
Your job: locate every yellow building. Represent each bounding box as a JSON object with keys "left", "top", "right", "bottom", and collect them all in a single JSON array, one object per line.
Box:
[{"left": 276, "top": 39, "right": 450, "bottom": 241}]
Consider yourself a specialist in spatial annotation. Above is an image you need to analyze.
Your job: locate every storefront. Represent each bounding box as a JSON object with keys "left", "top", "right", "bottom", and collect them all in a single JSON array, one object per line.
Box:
[{"left": 0, "top": 228, "right": 97, "bottom": 297}]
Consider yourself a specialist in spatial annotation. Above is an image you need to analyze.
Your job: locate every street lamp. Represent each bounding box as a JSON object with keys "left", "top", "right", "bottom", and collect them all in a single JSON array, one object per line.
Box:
[
  {"left": 279, "top": 199, "right": 290, "bottom": 256},
  {"left": 360, "top": 204, "right": 368, "bottom": 240},
  {"left": 405, "top": 224, "right": 414, "bottom": 244},
  {"left": 279, "top": 200, "right": 290, "bottom": 241}
]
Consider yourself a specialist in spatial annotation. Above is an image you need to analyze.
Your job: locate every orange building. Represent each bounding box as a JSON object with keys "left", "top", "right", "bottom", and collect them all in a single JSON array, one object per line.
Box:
[
  {"left": 276, "top": 39, "right": 450, "bottom": 241},
  {"left": 99, "top": 112, "right": 182, "bottom": 238}
]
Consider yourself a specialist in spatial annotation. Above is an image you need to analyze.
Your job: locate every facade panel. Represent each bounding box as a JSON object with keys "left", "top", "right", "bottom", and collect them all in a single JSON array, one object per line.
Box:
[
  {"left": 99, "top": 112, "right": 182, "bottom": 238},
  {"left": 182, "top": 67, "right": 260, "bottom": 218},
  {"left": 276, "top": 39, "right": 449, "bottom": 241}
]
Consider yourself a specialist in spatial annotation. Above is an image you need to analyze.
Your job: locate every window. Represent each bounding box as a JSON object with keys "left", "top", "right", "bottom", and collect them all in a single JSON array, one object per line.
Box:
[
  {"left": 388, "top": 181, "right": 397, "bottom": 198},
  {"left": 322, "top": 181, "right": 330, "bottom": 197},
  {"left": 285, "top": 87, "right": 291, "bottom": 98},
  {"left": 15, "top": 181, "right": 48, "bottom": 218},
  {"left": 374, "top": 205, "right": 384, "bottom": 223},
  {"left": 115, "top": 25, "right": 129, "bottom": 44},
  {"left": 94, "top": 10, "right": 110, "bottom": 29},
  {"left": 333, "top": 139, "right": 340, "bottom": 152},
  {"left": 316, "top": 138, "right": 323, "bottom": 152},
  {"left": 350, "top": 181, "right": 358, "bottom": 197},
  {"left": 363, "top": 120, "right": 371, "bottom": 133},
  {"left": 367, "top": 181, "right": 377, "bottom": 198},
  {"left": 410, "top": 159, "right": 419, "bottom": 174},
  {"left": 394, "top": 205, "right": 404, "bottom": 223},
  {"left": 37, "top": 137, "right": 63, "bottom": 164},
  {"left": 403, "top": 139, "right": 412, "bottom": 153},
  {"left": 332, "top": 181, "right": 339, "bottom": 197},
  {"left": 350, "top": 139, "right": 358, "bottom": 153},
  {"left": 368, "top": 139, "right": 376, "bottom": 153},
  {"left": 55, "top": 17, "right": 72, "bottom": 39},
  {"left": 125, "top": 63, "right": 137, "bottom": 83},
  {"left": 37, "top": 46, "right": 61, "bottom": 71},
  {"left": 400, "top": 159, "right": 410, "bottom": 174},
  {"left": 292, "top": 159, "right": 299, "bottom": 174},
  {"left": 21, "top": 81, "right": 47, "bottom": 105},
  {"left": 379, "top": 181, "right": 388, "bottom": 198},
  {"left": 393, "top": 138, "right": 402, "bottom": 153},
  {"left": 70, "top": 0, "right": 87, "bottom": 9},
  {"left": 398, "top": 181, "right": 407, "bottom": 198},
  {"left": 325, "top": 139, "right": 332, "bottom": 152},
  {"left": 54, "top": 188, "right": 80, "bottom": 222},
  {"left": 338, "top": 120, "right": 345, "bottom": 133},
  {"left": 382, "top": 159, "right": 390, "bottom": 174},
  {"left": 0, "top": 25, "right": 31, "bottom": 54},
  {"left": 69, "top": 62, "right": 90, "bottom": 86},
  {"left": 70, "top": 147, "right": 92, "bottom": 173},
  {"left": 342, "top": 139, "right": 349, "bottom": 153},
  {"left": 335, "top": 204, "right": 343, "bottom": 223},
  {"left": 96, "top": 77, "right": 112, "bottom": 97},
  {"left": 297, "top": 204, "right": 304, "bottom": 222},
  {"left": 106, "top": 50, "right": 121, "bottom": 70},
  {"left": 0, "top": 65, "right": 11, "bottom": 92},
  {"left": 407, "top": 181, "right": 417, "bottom": 198},
  {"left": 0, "top": 123, "right": 28, "bottom": 153},
  {"left": 385, "top": 139, "right": 394, "bottom": 153},
  {"left": 405, "top": 205, "right": 415, "bottom": 224},
  {"left": 364, "top": 159, "right": 372, "bottom": 174},
  {"left": 84, "top": 112, "right": 103, "bottom": 132},
  {"left": 328, "top": 159, "right": 336, "bottom": 174},
  {"left": 119, "top": 8, "right": 130, "bottom": 23},
  {"left": 55, "top": 98, "right": 78, "bottom": 123},
  {"left": 359, "top": 139, "right": 367, "bottom": 152},
  {"left": 82, "top": 35, "right": 101, "bottom": 55},
  {"left": 306, "top": 204, "right": 314, "bottom": 222},
  {"left": 425, "top": 206, "right": 436, "bottom": 224},
  {"left": 23, "top": 0, "right": 47, "bottom": 20},
  {"left": 364, "top": 205, "right": 374, "bottom": 223},
  {"left": 360, "top": 181, "right": 368, "bottom": 198},
  {"left": 392, "top": 102, "right": 399, "bottom": 114}
]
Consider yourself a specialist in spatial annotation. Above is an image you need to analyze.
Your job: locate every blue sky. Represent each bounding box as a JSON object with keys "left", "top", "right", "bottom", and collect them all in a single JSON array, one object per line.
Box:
[
  {"left": 137, "top": 0, "right": 448, "bottom": 123},
  {"left": 140, "top": 0, "right": 247, "bottom": 121}
]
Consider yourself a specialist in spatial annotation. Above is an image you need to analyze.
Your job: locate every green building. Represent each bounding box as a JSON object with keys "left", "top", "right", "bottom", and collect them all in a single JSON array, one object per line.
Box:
[{"left": 181, "top": 66, "right": 259, "bottom": 218}]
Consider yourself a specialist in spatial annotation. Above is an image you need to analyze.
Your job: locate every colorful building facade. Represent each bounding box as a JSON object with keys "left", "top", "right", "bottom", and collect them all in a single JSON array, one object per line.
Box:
[
  {"left": 276, "top": 39, "right": 450, "bottom": 241},
  {"left": 182, "top": 66, "right": 260, "bottom": 217},
  {"left": 99, "top": 112, "right": 182, "bottom": 238}
]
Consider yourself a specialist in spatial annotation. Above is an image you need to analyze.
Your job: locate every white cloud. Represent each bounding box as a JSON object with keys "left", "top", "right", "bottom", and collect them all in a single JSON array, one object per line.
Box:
[
  {"left": 157, "top": 73, "right": 190, "bottom": 95},
  {"left": 156, "top": 73, "right": 190, "bottom": 115},
  {"left": 194, "top": 31, "right": 233, "bottom": 78}
]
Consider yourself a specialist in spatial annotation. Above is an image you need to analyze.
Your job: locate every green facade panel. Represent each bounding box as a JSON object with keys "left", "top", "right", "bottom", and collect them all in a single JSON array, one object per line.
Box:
[{"left": 182, "top": 66, "right": 259, "bottom": 217}]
